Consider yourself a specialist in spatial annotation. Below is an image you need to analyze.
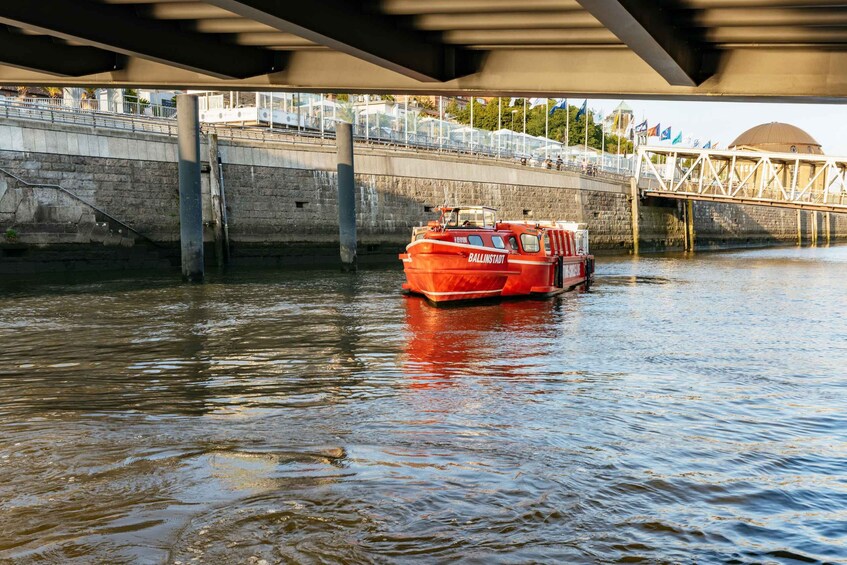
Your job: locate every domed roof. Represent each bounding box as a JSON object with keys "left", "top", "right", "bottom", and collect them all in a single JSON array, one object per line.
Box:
[{"left": 729, "top": 122, "right": 823, "bottom": 154}]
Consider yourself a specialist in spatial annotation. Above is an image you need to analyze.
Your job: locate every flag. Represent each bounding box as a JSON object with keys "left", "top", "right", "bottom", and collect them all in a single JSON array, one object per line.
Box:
[
  {"left": 575, "top": 99, "right": 588, "bottom": 120},
  {"left": 660, "top": 127, "right": 671, "bottom": 141},
  {"left": 549, "top": 98, "right": 567, "bottom": 115},
  {"left": 672, "top": 131, "right": 682, "bottom": 145},
  {"left": 703, "top": 140, "right": 712, "bottom": 149},
  {"left": 634, "top": 119, "right": 648, "bottom": 133},
  {"left": 509, "top": 97, "right": 519, "bottom": 106},
  {"left": 528, "top": 97, "right": 545, "bottom": 108},
  {"left": 692, "top": 138, "right": 700, "bottom": 147},
  {"left": 647, "top": 123, "right": 660, "bottom": 137}
]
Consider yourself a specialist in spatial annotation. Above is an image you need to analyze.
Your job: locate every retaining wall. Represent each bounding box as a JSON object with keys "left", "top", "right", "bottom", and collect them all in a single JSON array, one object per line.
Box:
[{"left": 0, "top": 117, "right": 843, "bottom": 272}]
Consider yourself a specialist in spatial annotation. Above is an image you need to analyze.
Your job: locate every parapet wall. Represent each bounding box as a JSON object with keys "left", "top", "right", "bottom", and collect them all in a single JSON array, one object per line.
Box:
[{"left": 0, "top": 117, "right": 843, "bottom": 271}]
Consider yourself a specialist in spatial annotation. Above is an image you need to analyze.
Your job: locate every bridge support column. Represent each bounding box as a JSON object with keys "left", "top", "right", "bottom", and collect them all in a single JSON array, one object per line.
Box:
[
  {"left": 177, "top": 94, "right": 204, "bottom": 282},
  {"left": 336, "top": 122, "right": 357, "bottom": 271},
  {"left": 629, "top": 178, "right": 640, "bottom": 255},
  {"left": 685, "top": 200, "right": 696, "bottom": 252},
  {"left": 825, "top": 212, "right": 832, "bottom": 245},
  {"left": 811, "top": 211, "right": 819, "bottom": 247}
]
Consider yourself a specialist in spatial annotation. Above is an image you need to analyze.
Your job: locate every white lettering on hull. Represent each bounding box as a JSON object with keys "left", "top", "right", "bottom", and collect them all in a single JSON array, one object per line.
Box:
[
  {"left": 563, "top": 263, "right": 581, "bottom": 278},
  {"left": 468, "top": 252, "right": 506, "bottom": 265}
]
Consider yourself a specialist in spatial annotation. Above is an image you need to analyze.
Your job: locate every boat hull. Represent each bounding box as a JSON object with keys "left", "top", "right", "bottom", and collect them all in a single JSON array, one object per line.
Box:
[{"left": 401, "top": 239, "right": 593, "bottom": 304}]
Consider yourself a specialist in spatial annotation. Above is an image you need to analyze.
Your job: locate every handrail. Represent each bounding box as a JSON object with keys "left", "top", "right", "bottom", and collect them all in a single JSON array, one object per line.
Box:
[
  {"left": 0, "top": 166, "right": 160, "bottom": 246},
  {"left": 0, "top": 98, "right": 634, "bottom": 182}
]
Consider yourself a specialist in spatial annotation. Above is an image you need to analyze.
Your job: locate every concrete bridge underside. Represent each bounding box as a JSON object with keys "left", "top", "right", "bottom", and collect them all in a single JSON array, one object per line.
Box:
[{"left": 3, "top": 1, "right": 847, "bottom": 101}]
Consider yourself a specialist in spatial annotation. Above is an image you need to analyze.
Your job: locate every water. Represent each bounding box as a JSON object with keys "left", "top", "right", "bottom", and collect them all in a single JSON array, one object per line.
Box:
[{"left": 1, "top": 247, "right": 846, "bottom": 564}]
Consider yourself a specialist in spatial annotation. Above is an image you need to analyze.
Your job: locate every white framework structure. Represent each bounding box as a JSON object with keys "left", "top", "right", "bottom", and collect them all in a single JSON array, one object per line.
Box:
[{"left": 636, "top": 146, "right": 847, "bottom": 213}]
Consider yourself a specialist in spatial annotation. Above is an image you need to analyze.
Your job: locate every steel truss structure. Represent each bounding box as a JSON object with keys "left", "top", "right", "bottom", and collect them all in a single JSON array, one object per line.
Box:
[{"left": 636, "top": 146, "right": 847, "bottom": 213}]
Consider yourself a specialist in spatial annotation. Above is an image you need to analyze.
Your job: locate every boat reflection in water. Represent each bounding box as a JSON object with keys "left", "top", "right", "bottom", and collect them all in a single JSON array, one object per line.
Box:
[{"left": 401, "top": 294, "right": 583, "bottom": 388}]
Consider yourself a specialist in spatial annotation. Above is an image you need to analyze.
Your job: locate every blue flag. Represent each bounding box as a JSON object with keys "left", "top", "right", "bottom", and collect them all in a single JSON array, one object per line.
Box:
[
  {"left": 575, "top": 100, "right": 588, "bottom": 120},
  {"left": 549, "top": 98, "right": 567, "bottom": 115},
  {"left": 672, "top": 131, "right": 682, "bottom": 145},
  {"left": 703, "top": 140, "right": 712, "bottom": 149},
  {"left": 661, "top": 127, "right": 671, "bottom": 141},
  {"left": 693, "top": 139, "right": 701, "bottom": 148},
  {"left": 634, "top": 119, "right": 648, "bottom": 133}
]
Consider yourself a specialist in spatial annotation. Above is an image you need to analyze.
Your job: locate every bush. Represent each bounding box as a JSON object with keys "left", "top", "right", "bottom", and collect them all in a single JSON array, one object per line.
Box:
[{"left": 4, "top": 228, "right": 18, "bottom": 242}]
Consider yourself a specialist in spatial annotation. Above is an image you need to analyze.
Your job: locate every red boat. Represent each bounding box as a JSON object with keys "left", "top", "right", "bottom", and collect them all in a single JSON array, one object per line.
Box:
[{"left": 399, "top": 206, "right": 594, "bottom": 304}]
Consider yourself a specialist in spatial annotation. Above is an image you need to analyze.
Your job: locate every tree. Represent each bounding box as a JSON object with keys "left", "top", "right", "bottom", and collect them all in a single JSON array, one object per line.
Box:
[{"left": 45, "top": 87, "right": 62, "bottom": 99}]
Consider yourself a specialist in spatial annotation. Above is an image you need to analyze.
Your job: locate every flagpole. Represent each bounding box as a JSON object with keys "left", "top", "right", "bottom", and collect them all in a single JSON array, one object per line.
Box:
[
  {"left": 439, "top": 95, "right": 443, "bottom": 152},
  {"left": 584, "top": 105, "right": 589, "bottom": 158},
  {"left": 470, "top": 97, "right": 474, "bottom": 155},
  {"left": 498, "top": 97, "right": 502, "bottom": 159},
  {"left": 616, "top": 105, "right": 621, "bottom": 172},
  {"left": 522, "top": 98, "right": 526, "bottom": 157},
  {"left": 566, "top": 102, "right": 570, "bottom": 158},
  {"left": 545, "top": 98, "right": 549, "bottom": 160},
  {"left": 404, "top": 95, "right": 409, "bottom": 147}
]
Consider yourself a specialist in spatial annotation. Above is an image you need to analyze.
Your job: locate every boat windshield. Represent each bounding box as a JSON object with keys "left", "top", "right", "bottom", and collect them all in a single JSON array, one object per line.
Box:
[{"left": 444, "top": 208, "right": 496, "bottom": 229}]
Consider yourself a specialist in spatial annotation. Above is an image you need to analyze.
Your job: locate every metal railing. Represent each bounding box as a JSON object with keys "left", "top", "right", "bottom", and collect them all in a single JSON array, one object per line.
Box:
[
  {"left": 0, "top": 166, "right": 158, "bottom": 244},
  {"left": 0, "top": 96, "right": 634, "bottom": 182}
]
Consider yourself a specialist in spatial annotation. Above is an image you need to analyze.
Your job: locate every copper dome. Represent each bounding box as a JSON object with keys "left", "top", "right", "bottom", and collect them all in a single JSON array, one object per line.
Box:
[{"left": 729, "top": 122, "right": 823, "bottom": 155}]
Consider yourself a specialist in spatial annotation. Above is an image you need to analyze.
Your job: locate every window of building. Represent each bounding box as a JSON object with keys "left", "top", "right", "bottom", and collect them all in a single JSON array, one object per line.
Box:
[
  {"left": 468, "top": 235, "right": 484, "bottom": 247},
  {"left": 491, "top": 235, "right": 505, "bottom": 249},
  {"left": 521, "top": 233, "right": 540, "bottom": 253}
]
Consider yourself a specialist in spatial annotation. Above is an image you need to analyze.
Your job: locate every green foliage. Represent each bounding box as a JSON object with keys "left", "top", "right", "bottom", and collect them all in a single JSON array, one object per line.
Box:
[
  {"left": 4, "top": 228, "right": 18, "bottom": 242},
  {"left": 336, "top": 93, "right": 349, "bottom": 103},
  {"left": 444, "top": 98, "right": 633, "bottom": 154}
]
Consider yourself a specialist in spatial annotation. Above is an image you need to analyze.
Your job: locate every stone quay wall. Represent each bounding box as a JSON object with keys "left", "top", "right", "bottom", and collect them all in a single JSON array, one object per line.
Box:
[{"left": 0, "top": 117, "right": 844, "bottom": 271}]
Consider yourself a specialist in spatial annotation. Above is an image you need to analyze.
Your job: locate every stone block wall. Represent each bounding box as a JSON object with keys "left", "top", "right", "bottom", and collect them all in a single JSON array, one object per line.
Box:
[{"left": 1, "top": 116, "right": 845, "bottom": 272}]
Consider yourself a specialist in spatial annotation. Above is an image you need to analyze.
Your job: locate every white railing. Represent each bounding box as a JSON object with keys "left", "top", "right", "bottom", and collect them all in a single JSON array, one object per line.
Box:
[
  {"left": 636, "top": 145, "right": 847, "bottom": 212},
  {"left": 0, "top": 96, "right": 634, "bottom": 181}
]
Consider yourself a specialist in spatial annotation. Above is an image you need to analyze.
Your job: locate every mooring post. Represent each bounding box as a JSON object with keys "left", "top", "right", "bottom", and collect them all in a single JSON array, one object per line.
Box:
[
  {"left": 207, "top": 133, "right": 225, "bottom": 268},
  {"left": 336, "top": 122, "right": 357, "bottom": 270},
  {"left": 629, "top": 177, "right": 640, "bottom": 255},
  {"left": 686, "top": 200, "right": 696, "bottom": 252},
  {"left": 177, "top": 94, "right": 204, "bottom": 282}
]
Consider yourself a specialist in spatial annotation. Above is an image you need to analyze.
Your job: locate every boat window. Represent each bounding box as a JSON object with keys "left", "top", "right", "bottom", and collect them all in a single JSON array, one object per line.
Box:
[
  {"left": 415, "top": 233, "right": 425, "bottom": 241},
  {"left": 508, "top": 236, "right": 519, "bottom": 251},
  {"left": 483, "top": 209, "right": 496, "bottom": 227},
  {"left": 542, "top": 233, "right": 551, "bottom": 254},
  {"left": 457, "top": 209, "right": 485, "bottom": 228},
  {"left": 491, "top": 235, "right": 505, "bottom": 249},
  {"left": 468, "top": 235, "right": 484, "bottom": 247},
  {"left": 521, "top": 233, "right": 540, "bottom": 253}
]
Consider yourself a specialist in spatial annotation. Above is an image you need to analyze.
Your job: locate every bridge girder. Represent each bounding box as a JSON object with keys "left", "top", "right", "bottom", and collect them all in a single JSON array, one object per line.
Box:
[{"left": 636, "top": 146, "right": 847, "bottom": 213}]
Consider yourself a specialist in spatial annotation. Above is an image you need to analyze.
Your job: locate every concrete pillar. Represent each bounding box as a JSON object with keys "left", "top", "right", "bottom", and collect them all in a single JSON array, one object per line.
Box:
[
  {"left": 336, "top": 122, "right": 357, "bottom": 270},
  {"left": 629, "top": 177, "right": 640, "bottom": 255},
  {"left": 177, "top": 94, "right": 204, "bottom": 282},
  {"left": 686, "top": 199, "right": 696, "bottom": 252},
  {"left": 797, "top": 209, "right": 803, "bottom": 246}
]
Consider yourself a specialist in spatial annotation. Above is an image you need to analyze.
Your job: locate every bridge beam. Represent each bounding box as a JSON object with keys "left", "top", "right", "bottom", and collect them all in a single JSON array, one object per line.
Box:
[
  {"left": 575, "top": 0, "right": 713, "bottom": 86},
  {"left": 0, "top": 28, "right": 122, "bottom": 77},
  {"left": 204, "top": 0, "right": 478, "bottom": 82},
  {"left": 0, "top": 0, "right": 282, "bottom": 79}
]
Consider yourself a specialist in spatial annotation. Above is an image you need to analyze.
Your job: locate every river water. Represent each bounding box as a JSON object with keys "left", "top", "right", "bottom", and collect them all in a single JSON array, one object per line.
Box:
[{"left": 0, "top": 246, "right": 845, "bottom": 564}]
